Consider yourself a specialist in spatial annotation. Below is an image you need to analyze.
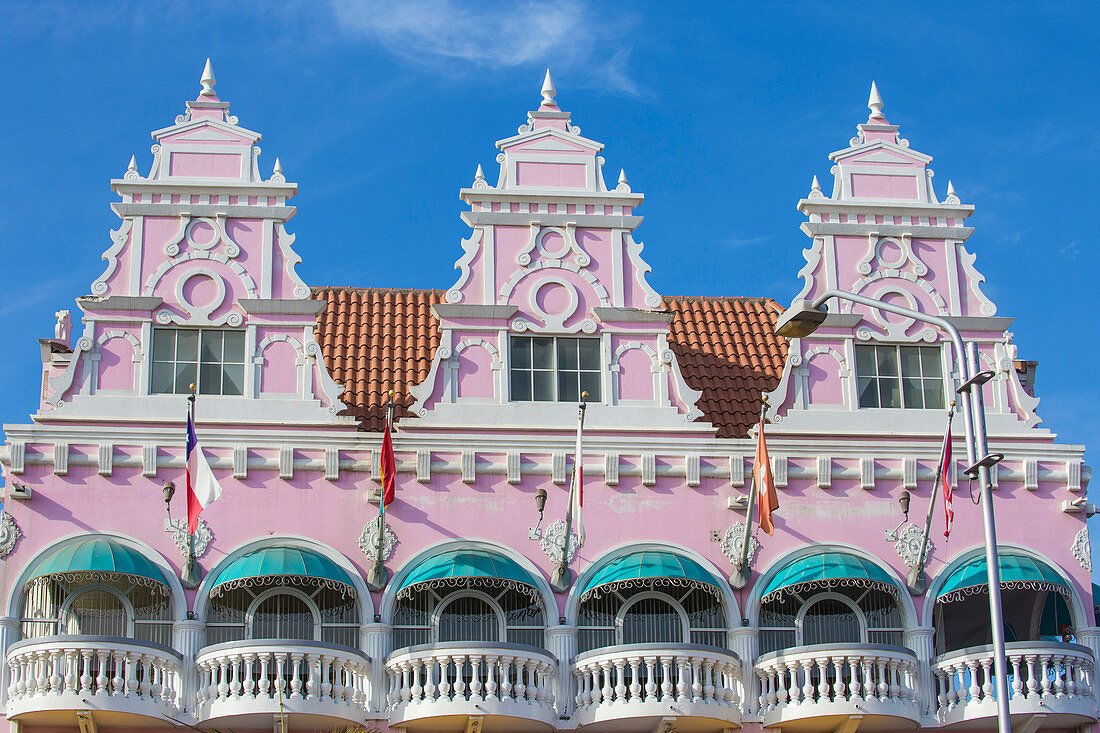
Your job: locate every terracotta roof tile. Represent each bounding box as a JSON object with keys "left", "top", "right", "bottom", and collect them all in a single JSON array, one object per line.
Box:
[{"left": 311, "top": 288, "right": 787, "bottom": 437}]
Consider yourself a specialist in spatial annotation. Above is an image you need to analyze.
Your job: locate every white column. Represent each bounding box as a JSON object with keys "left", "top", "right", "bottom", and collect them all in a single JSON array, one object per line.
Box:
[
  {"left": 361, "top": 622, "right": 393, "bottom": 716},
  {"left": 727, "top": 626, "right": 758, "bottom": 714},
  {"left": 173, "top": 618, "right": 205, "bottom": 716},
  {"left": 546, "top": 624, "right": 577, "bottom": 718},
  {"left": 903, "top": 626, "right": 935, "bottom": 716},
  {"left": 0, "top": 616, "right": 21, "bottom": 708},
  {"left": 1073, "top": 625, "right": 1100, "bottom": 708}
]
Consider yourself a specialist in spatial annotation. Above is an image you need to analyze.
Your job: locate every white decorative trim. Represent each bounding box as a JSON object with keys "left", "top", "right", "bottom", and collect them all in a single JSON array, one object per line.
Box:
[
  {"left": 1072, "top": 527, "right": 1091, "bottom": 571},
  {"left": 274, "top": 222, "right": 310, "bottom": 300},
  {"left": 958, "top": 244, "right": 997, "bottom": 316},
  {"left": 358, "top": 515, "right": 398, "bottom": 563},
  {"left": 166, "top": 516, "right": 212, "bottom": 559},
  {"left": 720, "top": 524, "right": 757, "bottom": 567},
  {"left": 893, "top": 522, "right": 930, "bottom": 568},
  {"left": 91, "top": 218, "right": 134, "bottom": 296},
  {"left": 0, "top": 511, "right": 21, "bottom": 558},
  {"left": 641, "top": 453, "right": 656, "bottom": 486},
  {"left": 856, "top": 233, "right": 926, "bottom": 277},
  {"left": 623, "top": 233, "right": 662, "bottom": 309},
  {"left": 604, "top": 453, "right": 619, "bottom": 486},
  {"left": 539, "top": 520, "right": 579, "bottom": 563},
  {"left": 498, "top": 259, "right": 609, "bottom": 309},
  {"left": 446, "top": 228, "right": 484, "bottom": 303},
  {"left": 304, "top": 337, "right": 348, "bottom": 414},
  {"left": 660, "top": 340, "right": 705, "bottom": 423},
  {"left": 517, "top": 223, "right": 590, "bottom": 268},
  {"left": 254, "top": 333, "right": 306, "bottom": 398}
]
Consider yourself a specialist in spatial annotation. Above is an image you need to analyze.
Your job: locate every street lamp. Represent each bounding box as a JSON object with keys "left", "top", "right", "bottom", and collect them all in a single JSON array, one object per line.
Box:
[{"left": 776, "top": 291, "right": 1011, "bottom": 733}]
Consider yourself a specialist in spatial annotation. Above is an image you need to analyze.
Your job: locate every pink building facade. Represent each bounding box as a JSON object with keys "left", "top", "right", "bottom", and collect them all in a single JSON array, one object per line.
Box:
[{"left": 0, "top": 64, "right": 1094, "bottom": 733}]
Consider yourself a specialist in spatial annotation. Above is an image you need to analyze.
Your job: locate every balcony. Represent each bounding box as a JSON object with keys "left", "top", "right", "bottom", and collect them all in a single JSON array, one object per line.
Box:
[
  {"left": 6, "top": 635, "right": 182, "bottom": 725},
  {"left": 385, "top": 641, "right": 558, "bottom": 731},
  {"left": 932, "top": 641, "right": 1097, "bottom": 729},
  {"left": 194, "top": 639, "right": 371, "bottom": 727},
  {"left": 571, "top": 643, "right": 742, "bottom": 732},
  {"left": 755, "top": 643, "right": 920, "bottom": 731}
]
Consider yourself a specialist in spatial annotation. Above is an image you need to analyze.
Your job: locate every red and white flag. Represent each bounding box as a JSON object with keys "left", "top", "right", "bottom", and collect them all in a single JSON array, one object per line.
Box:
[
  {"left": 940, "top": 420, "right": 954, "bottom": 538},
  {"left": 754, "top": 417, "right": 779, "bottom": 536},
  {"left": 571, "top": 403, "right": 587, "bottom": 546},
  {"left": 186, "top": 414, "right": 222, "bottom": 534}
]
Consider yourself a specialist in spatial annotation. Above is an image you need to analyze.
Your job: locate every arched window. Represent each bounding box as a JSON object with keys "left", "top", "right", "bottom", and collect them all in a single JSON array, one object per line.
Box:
[
  {"left": 394, "top": 586, "right": 544, "bottom": 650},
  {"left": 63, "top": 587, "right": 129, "bottom": 637}
]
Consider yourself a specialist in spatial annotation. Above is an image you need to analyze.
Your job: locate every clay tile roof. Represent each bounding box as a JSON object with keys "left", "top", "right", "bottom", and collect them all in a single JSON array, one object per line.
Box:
[{"left": 311, "top": 288, "right": 787, "bottom": 437}]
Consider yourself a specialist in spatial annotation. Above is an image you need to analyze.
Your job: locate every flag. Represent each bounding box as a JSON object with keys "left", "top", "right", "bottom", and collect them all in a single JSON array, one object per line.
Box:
[
  {"left": 754, "top": 418, "right": 779, "bottom": 536},
  {"left": 380, "top": 417, "right": 396, "bottom": 510},
  {"left": 186, "top": 415, "right": 222, "bottom": 534},
  {"left": 940, "top": 423, "right": 954, "bottom": 538}
]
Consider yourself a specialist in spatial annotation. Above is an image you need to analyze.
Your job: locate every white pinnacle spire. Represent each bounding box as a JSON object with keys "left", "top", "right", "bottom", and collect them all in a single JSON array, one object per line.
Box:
[
  {"left": 200, "top": 58, "right": 216, "bottom": 97},
  {"left": 273, "top": 157, "right": 283, "bottom": 175},
  {"left": 868, "top": 80, "right": 885, "bottom": 120},
  {"left": 947, "top": 180, "right": 956, "bottom": 196},
  {"left": 810, "top": 175, "right": 821, "bottom": 192},
  {"left": 541, "top": 68, "right": 557, "bottom": 107},
  {"left": 474, "top": 163, "right": 485, "bottom": 182},
  {"left": 618, "top": 169, "right": 628, "bottom": 186},
  {"left": 127, "top": 155, "right": 137, "bottom": 174}
]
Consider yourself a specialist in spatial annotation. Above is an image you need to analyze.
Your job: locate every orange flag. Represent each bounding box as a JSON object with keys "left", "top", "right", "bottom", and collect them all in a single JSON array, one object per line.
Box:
[
  {"left": 755, "top": 417, "right": 779, "bottom": 535},
  {"left": 380, "top": 416, "right": 396, "bottom": 509}
]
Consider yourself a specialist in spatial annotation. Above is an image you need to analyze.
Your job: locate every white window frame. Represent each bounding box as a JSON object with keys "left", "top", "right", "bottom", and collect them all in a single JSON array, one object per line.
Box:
[
  {"left": 508, "top": 334, "right": 603, "bottom": 403},
  {"left": 150, "top": 327, "right": 247, "bottom": 397},
  {"left": 60, "top": 584, "right": 135, "bottom": 637},
  {"left": 854, "top": 342, "right": 946, "bottom": 410}
]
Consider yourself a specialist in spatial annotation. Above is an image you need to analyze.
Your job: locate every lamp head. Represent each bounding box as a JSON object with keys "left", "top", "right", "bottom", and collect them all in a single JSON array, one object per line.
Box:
[
  {"left": 775, "top": 300, "right": 828, "bottom": 339},
  {"left": 899, "top": 490, "right": 911, "bottom": 518},
  {"left": 162, "top": 481, "right": 175, "bottom": 506},
  {"left": 535, "top": 487, "right": 547, "bottom": 515}
]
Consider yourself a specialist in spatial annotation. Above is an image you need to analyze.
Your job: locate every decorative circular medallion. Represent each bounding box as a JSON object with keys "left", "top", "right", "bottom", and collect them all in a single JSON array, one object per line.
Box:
[
  {"left": 169, "top": 516, "right": 212, "bottom": 559},
  {"left": 185, "top": 218, "right": 220, "bottom": 250},
  {"left": 720, "top": 524, "right": 758, "bottom": 566},
  {"left": 540, "top": 520, "right": 579, "bottom": 563},
  {"left": 359, "top": 516, "right": 397, "bottom": 563},
  {"left": 0, "top": 512, "right": 21, "bottom": 558},
  {"left": 893, "top": 522, "right": 930, "bottom": 568},
  {"left": 1072, "top": 527, "right": 1091, "bottom": 571}
]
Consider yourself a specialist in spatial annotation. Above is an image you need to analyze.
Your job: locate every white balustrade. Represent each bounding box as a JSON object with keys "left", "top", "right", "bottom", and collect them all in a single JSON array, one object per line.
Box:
[
  {"left": 6, "top": 636, "right": 181, "bottom": 716},
  {"left": 195, "top": 640, "right": 371, "bottom": 720},
  {"left": 385, "top": 642, "right": 557, "bottom": 726},
  {"left": 572, "top": 643, "right": 741, "bottom": 720},
  {"left": 755, "top": 644, "right": 918, "bottom": 725},
  {"left": 933, "top": 641, "right": 1096, "bottom": 722}
]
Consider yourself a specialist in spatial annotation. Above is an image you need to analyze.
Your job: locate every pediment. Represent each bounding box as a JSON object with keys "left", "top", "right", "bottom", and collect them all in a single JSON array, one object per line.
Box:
[
  {"left": 151, "top": 118, "right": 261, "bottom": 144},
  {"left": 829, "top": 140, "right": 932, "bottom": 165},
  {"left": 496, "top": 127, "right": 604, "bottom": 153}
]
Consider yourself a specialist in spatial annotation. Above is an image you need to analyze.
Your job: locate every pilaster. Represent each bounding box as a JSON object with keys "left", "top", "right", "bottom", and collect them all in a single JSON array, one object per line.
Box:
[
  {"left": 172, "top": 618, "right": 205, "bottom": 716},
  {"left": 0, "top": 616, "right": 20, "bottom": 709},
  {"left": 727, "top": 626, "right": 758, "bottom": 715},
  {"left": 1074, "top": 626, "right": 1100, "bottom": 708},
  {"left": 903, "top": 626, "right": 935, "bottom": 716},
  {"left": 361, "top": 622, "right": 393, "bottom": 715},
  {"left": 546, "top": 624, "right": 577, "bottom": 718}
]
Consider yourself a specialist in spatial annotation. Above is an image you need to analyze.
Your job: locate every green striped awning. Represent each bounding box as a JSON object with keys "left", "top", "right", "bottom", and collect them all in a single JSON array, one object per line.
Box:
[
  {"left": 395, "top": 549, "right": 541, "bottom": 600},
  {"left": 937, "top": 553, "right": 1069, "bottom": 604},
  {"left": 580, "top": 550, "right": 722, "bottom": 602},
  {"left": 210, "top": 547, "right": 355, "bottom": 597},
  {"left": 27, "top": 539, "right": 167, "bottom": 589},
  {"left": 760, "top": 552, "right": 898, "bottom": 603}
]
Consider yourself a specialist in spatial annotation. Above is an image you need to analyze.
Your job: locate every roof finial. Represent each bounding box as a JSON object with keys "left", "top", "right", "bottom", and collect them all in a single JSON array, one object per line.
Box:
[
  {"left": 273, "top": 157, "right": 283, "bottom": 175},
  {"left": 541, "top": 68, "right": 557, "bottom": 107},
  {"left": 868, "top": 80, "right": 885, "bottom": 120},
  {"left": 127, "top": 155, "right": 137, "bottom": 174},
  {"left": 945, "top": 179, "right": 960, "bottom": 204},
  {"left": 808, "top": 174, "right": 824, "bottom": 199},
  {"left": 615, "top": 168, "right": 631, "bottom": 193},
  {"left": 200, "top": 58, "right": 217, "bottom": 97},
  {"left": 474, "top": 163, "right": 485, "bottom": 182}
]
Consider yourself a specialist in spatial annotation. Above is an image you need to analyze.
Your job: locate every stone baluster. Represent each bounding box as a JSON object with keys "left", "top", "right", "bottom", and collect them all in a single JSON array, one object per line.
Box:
[
  {"left": 660, "top": 657, "right": 673, "bottom": 701},
  {"left": 643, "top": 656, "right": 657, "bottom": 701},
  {"left": 411, "top": 658, "right": 423, "bottom": 701}
]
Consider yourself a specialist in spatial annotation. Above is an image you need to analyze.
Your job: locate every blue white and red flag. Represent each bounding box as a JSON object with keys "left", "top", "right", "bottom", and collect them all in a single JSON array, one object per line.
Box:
[{"left": 186, "top": 415, "right": 222, "bottom": 534}]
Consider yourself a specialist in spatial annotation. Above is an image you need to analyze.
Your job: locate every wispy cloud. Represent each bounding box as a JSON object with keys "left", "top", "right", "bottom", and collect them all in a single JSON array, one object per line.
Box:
[
  {"left": 720, "top": 234, "right": 773, "bottom": 249},
  {"left": 325, "top": 0, "right": 644, "bottom": 96}
]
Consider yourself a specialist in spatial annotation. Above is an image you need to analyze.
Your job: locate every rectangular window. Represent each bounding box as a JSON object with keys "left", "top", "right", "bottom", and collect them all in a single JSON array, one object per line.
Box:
[
  {"left": 151, "top": 328, "right": 246, "bottom": 396},
  {"left": 855, "top": 344, "right": 944, "bottom": 409},
  {"left": 510, "top": 336, "right": 601, "bottom": 402}
]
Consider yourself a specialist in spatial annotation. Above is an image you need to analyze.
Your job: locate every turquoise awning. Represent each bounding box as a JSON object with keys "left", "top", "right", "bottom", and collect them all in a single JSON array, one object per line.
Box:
[
  {"left": 760, "top": 552, "right": 898, "bottom": 603},
  {"left": 580, "top": 550, "right": 722, "bottom": 602},
  {"left": 395, "top": 549, "right": 541, "bottom": 600},
  {"left": 937, "top": 553, "right": 1069, "bottom": 603},
  {"left": 211, "top": 547, "right": 355, "bottom": 597},
  {"left": 27, "top": 539, "right": 167, "bottom": 589}
]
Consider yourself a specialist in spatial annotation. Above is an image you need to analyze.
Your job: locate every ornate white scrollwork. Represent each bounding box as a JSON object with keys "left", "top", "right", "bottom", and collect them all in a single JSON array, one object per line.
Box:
[
  {"left": 91, "top": 218, "right": 134, "bottom": 296},
  {"left": 540, "top": 520, "right": 579, "bottom": 563},
  {"left": 1073, "top": 527, "right": 1091, "bottom": 571},
  {"left": 0, "top": 511, "right": 21, "bottom": 558},
  {"left": 358, "top": 515, "right": 398, "bottom": 563},
  {"left": 893, "top": 522, "right": 931, "bottom": 568},
  {"left": 167, "top": 516, "right": 213, "bottom": 559},
  {"left": 720, "top": 524, "right": 758, "bottom": 566}
]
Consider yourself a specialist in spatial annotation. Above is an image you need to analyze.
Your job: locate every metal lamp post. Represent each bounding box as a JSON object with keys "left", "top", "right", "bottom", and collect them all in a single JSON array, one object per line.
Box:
[{"left": 776, "top": 290, "right": 1010, "bottom": 733}]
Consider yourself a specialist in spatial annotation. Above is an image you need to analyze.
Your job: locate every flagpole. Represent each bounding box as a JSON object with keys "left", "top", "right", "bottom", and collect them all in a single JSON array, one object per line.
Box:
[
  {"left": 730, "top": 394, "right": 767, "bottom": 590},
  {"left": 367, "top": 393, "right": 394, "bottom": 592},
  {"left": 551, "top": 392, "right": 586, "bottom": 593},
  {"left": 180, "top": 384, "right": 201, "bottom": 589},
  {"left": 906, "top": 403, "right": 955, "bottom": 594}
]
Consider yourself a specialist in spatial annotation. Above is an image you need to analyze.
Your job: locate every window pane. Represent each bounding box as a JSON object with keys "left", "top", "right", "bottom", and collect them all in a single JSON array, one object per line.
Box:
[
  {"left": 900, "top": 347, "right": 921, "bottom": 377},
  {"left": 559, "top": 372, "right": 579, "bottom": 403},
  {"left": 200, "top": 331, "right": 222, "bottom": 363},
  {"left": 858, "top": 377, "right": 879, "bottom": 408},
  {"left": 174, "top": 363, "right": 197, "bottom": 394},
  {"left": 622, "top": 597, "right": 682, "bottom": 645},
  {"left": 876, "top": 347, "right": 898, "bottom": 376},
  {"left": 511, "top": 338, "right": 531, "bottom": 369},
  {"left": 879, "top": 378, "right": 901, "bottom": 408},
  {"left": 532, "top": 371, "right": 554, "bottom": 401},
  {"left": 579, "top": 372, "right": 601, "bottom": 401},
  {"left": 199, "top": 363, "right": 222, "bottom": 395},
  {"left": 152, "top": 329, "right": 175, "bottom": 361},
  {"left": 802, "top": 598, "right": 860, "bottom": 646},
  {"left": 902, "top": 377, "right": 924, "bottom": 409},
  {"left": 223, "top": 331, "right": 245, "bottom": 362},
  {"left": 920, "top": 346, "right": 941, "bottom": 376},
  {"left": 924, "top": 379, "right": 944, "bottom": 409},
  {"left": 438, "top": 596, "right": 499, "bottom": 643},
  {"left": 223, "top": 364, "right": 245, "bottom": 396},
  {"left": 578, "top": 340, "right": 600, "bottom": 371},
  {"left": 176, "top": 330, "right": 199, "bottom": 361},
  {"left": 66, "top": 590, "right": 126, "bottom": 637},
  {"left": 557, "top": 338, "right": 579, "bottom": 370},
  {"left": 531, "top": 338, "right": 553, "bottom": 369},
  {"left": 855, "top": 345, "right": 876, "bottom": 376},
  {"left": 151, "top": 362, "right": 174, "bottom": 394},
  {"left": 512, "top": 373, "right": 531, "bottom": 401}
]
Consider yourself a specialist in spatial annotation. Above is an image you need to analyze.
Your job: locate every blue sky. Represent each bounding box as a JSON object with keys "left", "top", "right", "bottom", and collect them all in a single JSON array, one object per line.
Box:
[{"left": 1, "top": 2, "right": 1097, "bottom": 563}]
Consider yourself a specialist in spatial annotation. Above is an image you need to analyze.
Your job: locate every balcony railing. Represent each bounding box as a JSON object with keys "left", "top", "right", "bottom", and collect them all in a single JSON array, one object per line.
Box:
[
  {"left": 572, "top": 643, "right": 741, "bottom": 729},
  {"left": 755, "top": 643, "right": 920, "bottom": 727},
  {"left": 932, "top": 641, "right": 1097, "bottom": 726},
  {"left": 5, "top": 635, "right": 182, "bottom": 720},
  {"left": 385, "top": 641, "right": 558, "bottom": 729},
  {"left": 195, "top": 639, "right": 371, "bottom": 722}
]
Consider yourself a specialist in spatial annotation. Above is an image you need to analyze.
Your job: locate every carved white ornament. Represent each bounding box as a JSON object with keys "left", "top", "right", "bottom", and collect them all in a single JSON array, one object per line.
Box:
[
  {"left": 540, "top": 520, "right": 579, "bottom": 563},
  {"left": 358, "top": 516, "right": 397, "bottom": 563},
  {"left": 168, "top": 516, "right": 212, "bottom": 559},
  {"left": 1072, "top": 527, "right": 1091, "bottom": 571},
  {"left": 720, "top": 524, "right": 758, "bottom": 566},
  {"left": 893, "top": 522, "right": 931, "bottom": 568},
  {"left": 0, "top": 511, "right": 21, "bottom": 558}
]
